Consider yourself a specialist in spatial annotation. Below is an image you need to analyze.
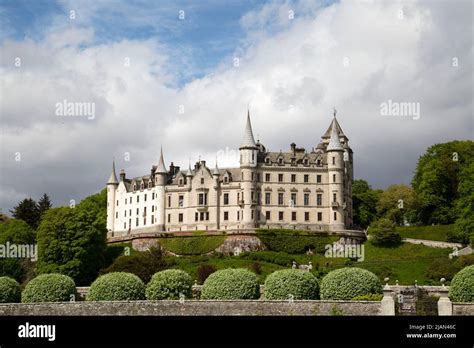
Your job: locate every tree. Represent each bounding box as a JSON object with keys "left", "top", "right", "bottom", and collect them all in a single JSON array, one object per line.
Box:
[
  {"left": 36, "top": 190, "right": 107, "bottom": 285},
  {"left": 376, "top": 184, "right": 418, "bottom": 225},
  {"left": 412, "top": 140, "right": 474, "bottom": 224},
  {"left": 450, "top": 162, "right": 474, "bottom": 244},
  {"left": 369, "top": 218, "right": 402, "bottom": 247},
  {"left": 9, "top": 198, "right": 40, "bottom": 229},
  {"left": 352, "top": 179, "right": 382, "bottom": 228},
  {"left": 37, "top": 194, "right": 52, "bottom": 220}
]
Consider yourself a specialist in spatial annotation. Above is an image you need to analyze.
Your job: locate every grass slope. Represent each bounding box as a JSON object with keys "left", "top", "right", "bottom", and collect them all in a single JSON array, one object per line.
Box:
[{"left": 396, "top": 224, "right": 453, "bottom": 242}]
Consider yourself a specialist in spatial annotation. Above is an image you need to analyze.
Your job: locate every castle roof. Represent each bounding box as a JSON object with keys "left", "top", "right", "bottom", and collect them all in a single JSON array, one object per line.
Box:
[
  {"left": 322, "top": 116, "right": 346, "bottom": 139},
  {"left": 107, "top": 160, "right": 119, "bottom": 185},
  {"left": 326, "top": 117, "right": 344, "bottom": 151},
  {"left": 240, "top": 110, "right": 257, "bottom": 148},
  {"left": 156, "top": 147, "right": 167, "bottom": 173}
]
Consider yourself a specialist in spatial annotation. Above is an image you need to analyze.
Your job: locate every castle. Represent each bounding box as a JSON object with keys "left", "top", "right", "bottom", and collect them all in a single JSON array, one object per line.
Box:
[{"left": 106, "top": 111, "right": 353, "bottom": 238}]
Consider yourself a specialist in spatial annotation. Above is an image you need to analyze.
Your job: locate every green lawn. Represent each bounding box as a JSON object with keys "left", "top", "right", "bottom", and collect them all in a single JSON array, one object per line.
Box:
[
  {"left": 396, "top": 224, "right": 453, "bottom": 242},
  {"left": 162, "top": 242, "right": 451, "bottom": 286}
]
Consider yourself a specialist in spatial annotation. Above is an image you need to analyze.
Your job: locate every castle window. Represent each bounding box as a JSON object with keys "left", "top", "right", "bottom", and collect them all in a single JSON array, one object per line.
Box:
[
  {"left": 198, "top": 193, "right": 207, "bottom": 206},
  {"left": 224, "top": 176, "right": 229, "bottom": 183},
  {"left": 304, "top": 175, "right": 309, "bottom": 183},
  {"left": 136, "top": 208, "right": 139, "bottom": 215},
  {"left": 195, "top": 212, "right": 198, "bottom": 222},
  {"left": 168, "top": 214, "right": 171, "bottom": 223},
  {"left": 141, "top": 183, "right": 144, "bottom": 189},
  {"left": 205, "top": 212, "right": 209, "bottom": 220},
  {"left": 251, "top": 173, "right": 254, "bottom": 181},
  {"left": 333, "top": 193, "right": 337, "bottom": 202},
  {"left": 317, "top": 175, "right": 322, "bottom": 183},
  {"left": 144, "top": 207, "right": 146, "bottom": 215},
  {"left": 179, "top": 213, "right": 183, "bottom": 222},
  {"left": 152, "top": 206, "right": 154, "bottom": 212},
  {"left": 136, "top": 218, "right": 139, "bottom": 227},
  {"left": 124, "top": 222, "right": 126, "bottom": 229},
  {"left": 144, "top": 194, "right": 147, "bottom": 202},
  {"left": 151, "top": 215, "right": 154, "bottom": 224},
  {"left": 237, "top": 211, "right": 240, "bottom": 221},
  {"left": 116, "top": 212, "right": 118, "bottom": 219},
  {"left": 201, "top": 178, "right": 204, "bottom": 184},
  {"left": 265, "top": 192, "right": 271, "bottom": 205},
  {"left": 318, "top": 212, "right": 322, "bottom": 221},
  {"left": 224, "top": 212, "right": 229, "bottom": 221},
  {"left": 129, "top": 209, "right": 131, "bottom": 216},
  {"left": 252, "top": 152, "right": 255, "bottom": 161},
  {"left": 148, "top": 182, "right": 152, "bottom": 188},
  {"left": 200, "top": 212, "right": 204, "bottom": 221},
  {"left": 317, "top": 159, "right": 321, "bottom": 166},
  {"left": 179, "top": 179, "right": 183, "bottom": 185},
  {"left": 152, "top": 193, "right": 155, "bottom": 199},
  {"left": 133, "top": 184, "right": 137, "bottom": 191},
  {"left": 291, "top": 174, "right": 296, "bottom": 183},
  {"left": 334, "top": 212, "right": 337, "bottom": 221},
  {"left": 251, "top": 210, "right": 254, "bottom": 219},
  {"left": 224, "top": 193, "right": 229, "bottom": 205},
  {"left": 304, "top": 159, "right": 309, "bottom": 166},
  {"left": 179, "top": 195, "right": 184, "bottom": 207},
  {"left": 168, "top": 196, "right": 171, "bottom": 207},
  {"left": 265, "top": 158, "right": 270, "bottom": 165},
  {"left": 143, "top": 217, "right": 146, "bottom": 225},
  {"left": 265, "top": 173, "right": 270, "bottom": 182},
  {"left": 125, "top": 199, "right": 127, "bottom": 205},
  {"left": 266, "top": 211, "right": 271, "bottom": 220},
  {"left": 333, "top": 174, "right": 336, "bottom": 183},
  {"left": 278, "top": 158, "right": 283, "bottom": 165},
  {"left": 278, "top": 174, "right": 283, "bottom": 182},
  {"left": 116, "top": 200, "right": 119, "bottom": 206},
  {"left": 317, "top": 194, "right": 322, "bottom": 206},
  {"left": 278, "top": 193, "right": 284, "bottom": 206},
  {"left": 137, "top": 196, "right": 139, "bottom": 203},
  {"left": 304, "top": 194, "right": 309, "bottom": 206},
  {"left": 279, "top": 211, "right": 284, "bottom": 221},
  {"left": 332, "top": 157, "right": 336, "bottom": 165},
  {"left": 124, "top": 210, "right": 127, "bottom": 217},
  {"left": 291, "top": 193, "right": 297, "bottom": 206},
  {"left": 305, "top": 212, "right": 310, "bottom": 221},
  {"left": 292, "top": 212, "right": 297, "bottom": 221}
]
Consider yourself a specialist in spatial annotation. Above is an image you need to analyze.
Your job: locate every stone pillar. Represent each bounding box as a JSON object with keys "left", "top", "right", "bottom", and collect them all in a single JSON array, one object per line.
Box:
[
  {"left": 438, "top": 287, "right": 452, "bottom": 316},
  {"left": 380, "top": 285, "right": 395, "bottom": 316}
]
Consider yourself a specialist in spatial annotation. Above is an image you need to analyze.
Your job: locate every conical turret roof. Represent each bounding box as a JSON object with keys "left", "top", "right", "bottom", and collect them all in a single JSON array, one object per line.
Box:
[
  {"left": 107, "top": 160, "right": 119, "bottom": 184},
  {"left": 240, "top": 110, "right": 257, "bottom": 148},
  {"left": 326, "top": 117, "right": 344, "bottom": 151},
  {"left": 156, "top": 147, "right": 167, "bottom": 173}
]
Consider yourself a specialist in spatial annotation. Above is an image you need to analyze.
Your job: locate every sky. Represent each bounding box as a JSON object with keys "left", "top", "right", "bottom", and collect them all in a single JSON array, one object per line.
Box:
[{"left": 0, "top": 0, "right": 472, "bottom": 213}]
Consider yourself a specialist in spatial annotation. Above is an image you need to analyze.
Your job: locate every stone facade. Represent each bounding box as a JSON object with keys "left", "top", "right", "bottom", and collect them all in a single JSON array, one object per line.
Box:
[{"left": 106, "top": 111, "right": 353, "bottom": 239}]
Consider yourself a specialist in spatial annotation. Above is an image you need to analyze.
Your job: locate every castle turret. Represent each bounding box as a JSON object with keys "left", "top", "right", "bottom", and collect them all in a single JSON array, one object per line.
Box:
[
  {"left": 107, "top": 160, "right": 119, "bottom": 233},
  {"left": 213, "top": 161, "right": 220, "bottom": 230},
  {"left": 239, "top": 110, "right": 258, "bottom": 228},
  {"left": 154, "top": 147, "right": 167, "bottom": 231},
  {"left": 326, "top": 114, "right": 345, "bottom": 231}
]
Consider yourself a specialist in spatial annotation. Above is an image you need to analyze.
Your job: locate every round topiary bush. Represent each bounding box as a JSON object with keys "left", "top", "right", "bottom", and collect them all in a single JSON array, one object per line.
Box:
[
  {"left": 22, "top": 274, "right": 76, "bottom": 303},
  {"left": 146, "top": 269, "right": 193, "bottom": 300},
  {"left": 264, "top": 269, "right": 319, "bottom": 300},
  {"left": 201, "top": 268, "right": 259, "bottom": 300},
  {"left": 449, "top": 265, "right": 474, "bottom": 302},
  {"left": 0, "top": 276, "right": 21, "bottom": 303},
  {"left": 320, "top": 267, "right": 382, "bottom": 300},
  {"left": 87, "top": 272, "right": 145, "bottom": 301}
]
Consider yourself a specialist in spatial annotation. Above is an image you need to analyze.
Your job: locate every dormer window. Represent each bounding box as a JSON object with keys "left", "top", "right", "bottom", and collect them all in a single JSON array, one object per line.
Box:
[
  {"left": 179, "top": 179, "right": 183, "bottom": 185},
  {"left": 133, "top": 183, "right": 137, "bottom": 191},
  {"left": 201, "top": 178, "right": 204, "bottom": 184},
  {"left": 304, "top": 158, "right": 309, "bottom": 166},
  {"left": 148, "top": 182, "right": 152, "bottom": 188},
  {"left": 224, "top": 176, "right": 229, "bottom": 184},
  {"left": 317, "top": 159, "right": 321, "bottom": 166},
  {"left": 265, "top": 158, "right": 270, "bottom": 165},
  {"left": 140, "top": 183, "right": 144, "bottom": 190},
  {"left": 278, "top": 158, "right": 283, "bottom": 165}
]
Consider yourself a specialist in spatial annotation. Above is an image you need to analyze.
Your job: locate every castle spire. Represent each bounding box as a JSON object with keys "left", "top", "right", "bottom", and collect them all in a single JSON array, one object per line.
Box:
[
  {"left": 326, "top": 117, "right": 343, "bottom": 151},
  {"left": 213, "top": 159, "right": 220, "bottom": 176},
  {"left": 240, "top": 109, "right": 257, "bottom": 148},
  {"left": 156, "top": 146, "right": 167, "bottom": 173},
  {"left": 107, "top": 159, "right": 119, "bottom": 184}
]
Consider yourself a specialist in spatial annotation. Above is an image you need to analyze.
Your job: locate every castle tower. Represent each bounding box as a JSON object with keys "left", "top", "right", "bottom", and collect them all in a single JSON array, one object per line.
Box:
[
  {"left": 213, "top": 161, "right": 221, "bottom": 230},
  {"left": 106, "top": 160, "right": 119, "bottom": 233},
  {"left": 239, "top": 110, "right": 258, "bottom": 228},
  {"left": 154, "top": 147, "right": 167, "bottom": 232},
  {"left": 326, "top": 114, "right": 345, "bottom": 231}
]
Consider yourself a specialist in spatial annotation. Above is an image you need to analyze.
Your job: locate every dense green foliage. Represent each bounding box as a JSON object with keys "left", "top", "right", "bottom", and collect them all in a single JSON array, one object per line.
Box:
[
  {"left": 201, "top": 268, "right": 260, "bottom": 300},
  {"left": 196, "top": 264, "right": 217, "bottom": 285},
  {"left": 256, "top": 229, "right": 333, "bottom": 254},
  {"left": 426, "top": 255, "right": 474, "bottom": 282},
  {"left": 320, "top": 267, "right": 382, "bottom": 300},
  {"left": 0, "top": 276, "right": 21, "bottom": 303},
  {"left": 9, "top": 198, "right": 40, "bottom": 229},
  {"left": 264, "top": 269, "right": 319, "bottom": 300},
  {"left": 351, "top": 293, "right": 383, "bottom": 301},
  {"left": 100, "top": 247, "right": 169, "bottom": 283},
  {"left": 146, "top": 269, "right": 193, "bottom": 300},
  {"left": 412, "top": 140, "right": 474, "bottom": 225},
  {"left": 449, "top": 265, "right": 474, "bottom": 302},
  {"left": 87, "top": 272, "right": 145, "bottom": 301},
  {"left": 36, "top": 190, "right": 107, "bottom": 285},
  {"left": 376, "top": 184, "right": 418, "bottom": 225},
  {"left": 158, "top": 236, "right": 226, "bottom": 255},
  {"left": 352, "top": 180, "right": 382, "bottom": 228},
  {"left": 22, "top": 273, "right": 76, "bottom": 303},
  {"left": 451, "top": 162, "right": 474, "bottom": 244},
  {"left": 369, "top": 218, "right": 402, "bottom": 247}
]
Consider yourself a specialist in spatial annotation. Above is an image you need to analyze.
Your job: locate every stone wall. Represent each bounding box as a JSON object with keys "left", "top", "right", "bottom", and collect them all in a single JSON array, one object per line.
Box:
[
  {"left": 214, "top": 235, "right": 266, "bottom": 255},
  {"left": 452, "top": 303, "right": 474, "bottom": 316},
  {"left": 0, "top": 300, "right": 381, "bottom": 316}
]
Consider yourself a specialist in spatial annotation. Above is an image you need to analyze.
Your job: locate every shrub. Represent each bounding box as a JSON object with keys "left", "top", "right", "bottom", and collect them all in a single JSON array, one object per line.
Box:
[
  {"left": 0, "top": 276, "right": 21, "bottom": 303},
  {"left": 100, "top": 247, "right": 169, "bottom": 283},
  {"left": 264, "top": 269, "right": 319, "bottom": 300},
  {"left": 22, "top": 273, "right": 76, "bottom": 303},
  {"left": 256, "top": 229, "right": 333, "bottom": 254},
  {"left": 320, "top": 267, "right": 382, "bottom": 300},
  {"left": 196, "top": 264, "right": 217, "bottom": 285},
  {"left": 351, "top": 294, "right": 384, "bottom": 301},
  {"left": 427, "top": 255, "right": 474, "bottom": 282},
  {"left": 239, "top": 251, "right": 294, "bottom": 267},
  {"left": 369, "top": 219, "right": 402, "bottom": 247},
  {"left": 146, "top": 269, "right": 193, "bottom": 300},
  {"left": 449, "top": 265, "right": 474, "bottom": 302},
  {"left": 87, "top": 272, "right": 145, "bottom": 301},
  {"left": 201, "top": 268, "right": 259, "bottom": 300},
  {"left": 158, "top": 236, "right": 226, "bottom": 255},
  {"left": 249, "top": 262, "right": 262, "bottom": 275}
]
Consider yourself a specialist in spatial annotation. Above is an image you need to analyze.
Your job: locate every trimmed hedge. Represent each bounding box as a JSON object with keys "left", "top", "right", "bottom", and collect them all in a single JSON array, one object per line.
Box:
[
  {"left": 256, "top": 229, "right": 333, "bottom": 254},
  {"left": 0, "top": 276, "right": 21, "bottom": 303},
  {"left": 449, "top": 265, "right": 474, "bottom": 302},
  {"left": 320, "top": 267, "right": 382, "bottom": 300},
  {"left": 201, "top": 268, "right": 259, "bottom": 300},
  {"left": 264, "top": 269, "right": 319, "bottom": 300},
  {"left": 146, "top": 269, "right": 193, "bottom": 300},
  {"left": 22, "top": 274, "right": 76, "bottom": 303},
  {"left": 158, "top": 236, "right": 226, "bottom": 255},
  {"left": 351, "top": 294, "right": 384, "bottom": 301},
  {"left": 87, "top": 272, "right": 145, "bottom": 301}
]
